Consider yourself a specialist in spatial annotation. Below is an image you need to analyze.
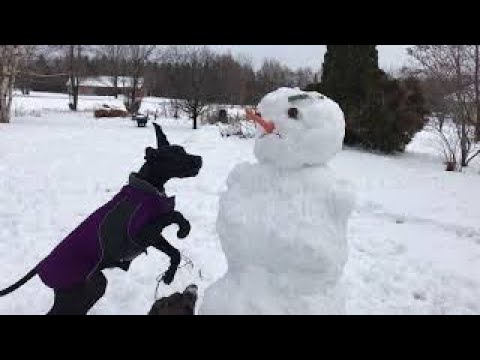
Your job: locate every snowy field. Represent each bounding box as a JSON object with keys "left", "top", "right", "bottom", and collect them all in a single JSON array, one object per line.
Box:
[
  {"left": 12, "top": 91, "right": 127, "bottom": 116},
  {"left": 1, "top": 93, "right": 480, "bottom": 314}
]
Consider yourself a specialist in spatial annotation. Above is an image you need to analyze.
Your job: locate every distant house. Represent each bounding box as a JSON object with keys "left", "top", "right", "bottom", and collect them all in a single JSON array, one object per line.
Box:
[{"left": 66, "top": 76, "right": 144, "bottom": 98}]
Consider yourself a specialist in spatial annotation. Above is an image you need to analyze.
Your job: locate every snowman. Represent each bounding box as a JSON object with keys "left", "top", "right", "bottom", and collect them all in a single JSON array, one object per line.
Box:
[{"left": 199, "top": 87, "right": 354, "bottom": 315}]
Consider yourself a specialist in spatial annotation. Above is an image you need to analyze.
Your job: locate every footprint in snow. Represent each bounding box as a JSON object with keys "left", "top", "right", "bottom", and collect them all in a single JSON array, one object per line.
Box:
[{"left": 413, "top": 291, "right": 427, "bottom": 301}]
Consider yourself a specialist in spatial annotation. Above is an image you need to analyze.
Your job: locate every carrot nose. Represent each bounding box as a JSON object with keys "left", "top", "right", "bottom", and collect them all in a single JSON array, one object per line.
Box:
[{"left": 245, "top": 108, "right": 275, "bottom": 134}]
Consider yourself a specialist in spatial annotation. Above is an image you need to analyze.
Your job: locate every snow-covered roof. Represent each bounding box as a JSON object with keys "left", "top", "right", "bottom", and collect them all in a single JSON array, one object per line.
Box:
[{"left": 66, "top": 76, "right": 144, "bottom": 88}]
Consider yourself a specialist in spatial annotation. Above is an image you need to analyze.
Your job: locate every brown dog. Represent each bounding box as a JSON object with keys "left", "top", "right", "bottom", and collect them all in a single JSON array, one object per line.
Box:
[{"left": 148, "top": 284, "right": 198, "bottom": 315}]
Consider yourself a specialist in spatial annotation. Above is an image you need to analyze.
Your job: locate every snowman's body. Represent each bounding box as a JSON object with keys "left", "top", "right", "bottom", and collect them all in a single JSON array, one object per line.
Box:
[{"left": 199, "top": 88, "right": 354, "bottom": 315}]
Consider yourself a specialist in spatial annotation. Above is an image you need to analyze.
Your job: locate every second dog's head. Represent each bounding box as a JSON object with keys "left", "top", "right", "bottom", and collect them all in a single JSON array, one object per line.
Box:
[
  {"left": 148, "top": 284, "right": 198, "bottom": 315},
  {"left": 140, "top": 123, "right": 203, "bottom": 188}
]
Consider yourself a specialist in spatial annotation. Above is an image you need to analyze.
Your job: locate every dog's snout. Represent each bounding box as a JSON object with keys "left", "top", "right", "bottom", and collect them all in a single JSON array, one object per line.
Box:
[
  {"left": 192, "top": 156, "right": 202, "bottom": 168},
  {"left": 184, "top": 284, "right": 198, "bottom": 296}
]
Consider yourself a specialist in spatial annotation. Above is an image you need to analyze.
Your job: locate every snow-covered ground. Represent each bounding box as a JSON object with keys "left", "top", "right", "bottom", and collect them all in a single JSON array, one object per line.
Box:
[
  {"left": 138, "top": 96, "right": 173, "bottom": 115},
  {"left": 1, "top": 94, "right": 480, "bottom": 314},
  {"left": 12, "top": 91, "right": 126, "bottom": 116},
  {"left": 139, "top": 97, "right": 247, "bottom": 121}
]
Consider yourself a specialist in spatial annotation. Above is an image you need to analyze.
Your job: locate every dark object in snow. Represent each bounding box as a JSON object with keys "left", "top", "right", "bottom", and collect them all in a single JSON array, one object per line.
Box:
[
  {"left": 413, "top": 291, "right": 427, "bottom": 301},
  {"left": 445, "top": 161, "right": 456, "bottom": 172},
  {"left": 148, "top": 284, "right": 198, "bottom": 315},
  {"left": 0, "top": 123, "right": 203, "bottom": 315},
  {"left": 94, "top": 105, "right": 128, "bottom": 118},
  {"left": 133, "top": 113, "right": 149, "bottom": 127},
  {"left": 218, "top": 109, "right": 228, "bottom": 124}
]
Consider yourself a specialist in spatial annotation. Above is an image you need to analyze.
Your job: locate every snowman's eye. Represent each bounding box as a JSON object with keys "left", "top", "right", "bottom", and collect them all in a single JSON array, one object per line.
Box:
[{"left": 288, "top": 107, "right": 299, "bottom": 119}]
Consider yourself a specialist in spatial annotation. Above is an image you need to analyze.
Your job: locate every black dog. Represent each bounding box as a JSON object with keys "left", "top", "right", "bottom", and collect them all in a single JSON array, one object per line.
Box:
[
  {"left": 148, "top": 284, "right": 198, "bottom": 315},
  {"left": 0, "top": 123, "right": 202, "bottom": 315}
]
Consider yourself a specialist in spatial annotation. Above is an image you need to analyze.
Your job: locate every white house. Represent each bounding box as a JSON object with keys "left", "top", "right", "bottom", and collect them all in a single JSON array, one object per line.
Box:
[{"left": 66, "top": 76, "right": 145, "bottom": 97}]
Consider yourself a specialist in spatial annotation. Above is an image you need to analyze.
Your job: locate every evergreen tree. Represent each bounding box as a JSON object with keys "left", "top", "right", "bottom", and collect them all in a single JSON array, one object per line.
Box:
[
  {"left": 313, "top": 45, "right": 427, "bottom": 153},
  {"left": 356, "top": 73, "right": 428, "bottom": 153},
  {"left": 320, "top": 45, "right": 381, "bottom": 144}
]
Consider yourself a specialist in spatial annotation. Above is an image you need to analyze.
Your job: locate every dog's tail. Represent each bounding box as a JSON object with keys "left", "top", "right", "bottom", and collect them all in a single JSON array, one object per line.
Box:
[{"left": 0, "top": 268, "right": 37, "bottom": 297}]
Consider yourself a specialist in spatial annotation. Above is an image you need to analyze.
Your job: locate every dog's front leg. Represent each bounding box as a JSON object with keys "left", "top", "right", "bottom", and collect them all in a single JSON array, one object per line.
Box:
[
  {"left": 151, "top": 236, "right": 181, "bottom": 285},
  {"left": 135, "top": 212, "right": 191, "bottom": 285},
  {"left": 156, "top": 210, "right": 191, "bottom": 239}
]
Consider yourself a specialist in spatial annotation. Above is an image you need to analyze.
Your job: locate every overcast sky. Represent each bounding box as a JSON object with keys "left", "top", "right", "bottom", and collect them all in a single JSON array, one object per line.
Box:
[{"left": 211, "top": 45, "right": 412, "bottom": 72}]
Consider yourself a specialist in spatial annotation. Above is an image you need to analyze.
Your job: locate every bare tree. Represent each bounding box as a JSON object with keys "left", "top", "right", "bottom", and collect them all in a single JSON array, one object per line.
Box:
[
  {"left": 294, "top": 67, "right": 315, "bottom": 89},
  {"left": 257, "top": 58, "right": 293, "bottom": 94},
  {"left": 15, "top": 47, "right": 38, "bottom": 95},
  {"left": 169, "top": 98, "right": 181, "bottom": 118},
  {"left": 475, "top": 45, "right": 480, "bottom": 140},
  {"left": 65, "top": 45, "right": 85, "bottom": 111},
  {"left": 146, "top": 46, "right": 311, "bottom": 108},
  {"left": 14, "top": 46, "right": 70, "bottom": 95},
  {"left": 124, "top": 45, "right": 156, "bottom": 112},
  {"left": 408, "top": 45, "right": 480, "bottom": 169},
  {"left": 234, "top": 54, "right": 256, "bottom": 105},
  {"left": 96, "top": 45, "right": 127, "bottom": 98},
  {"left": 400, "top": 66, "right": 450, "bottom": 131},
  {"left": 182, "top": 47, "right": 216, "bottom": 129},
  {"left": 0, "top": 45, "right": 30, "bottom": 123},
  {"left": 161, "top": 46, "right": 216, "bottom": 129},
  {"left": 423, "top": 116, "right": 461, "bottom": 171}
]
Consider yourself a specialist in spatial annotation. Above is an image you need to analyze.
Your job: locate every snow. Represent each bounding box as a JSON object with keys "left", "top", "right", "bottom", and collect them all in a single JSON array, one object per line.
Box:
[
  {"left": 254, "top": 88, "right": 345, "bottom": 168},
  {"left": 1, "top": 92, "right": 480, "bottom": 314},
  {"left": 138, "top": 99, "right": 248, "bottom": 121},
  {"left": 218, "top": 120, "right": 256, "bottom": 138},
  {"left": 0, "top": 112, "right": 227, "bottom": 315},
  {"left": 66, "top": 76, "right": 144, "bottom": 88},
  {"left": 139, "top": 97, "right": 176, "bottom": 115},
  {"left": 199, "top": 164, "right": 354, "bottom": 314},
  {"left": 12, "top": 92, "right": 127, "bottom": 116},
  {"left": 334, "top": 149, "right": 480, "bottom": 314}
]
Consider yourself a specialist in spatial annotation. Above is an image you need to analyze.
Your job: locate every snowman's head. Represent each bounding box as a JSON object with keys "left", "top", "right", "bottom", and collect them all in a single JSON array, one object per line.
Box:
[{"left": 251, "top": 87, "right": 345, "bottom": 169}]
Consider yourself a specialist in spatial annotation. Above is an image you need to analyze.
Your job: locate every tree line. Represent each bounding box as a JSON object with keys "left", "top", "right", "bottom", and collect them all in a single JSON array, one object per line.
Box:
[
  {"left": 11, "top": 44, "right": 477, "bottom": 171},
  {"left": 14, "top": 45, "right": 316, "bottom": 114}
]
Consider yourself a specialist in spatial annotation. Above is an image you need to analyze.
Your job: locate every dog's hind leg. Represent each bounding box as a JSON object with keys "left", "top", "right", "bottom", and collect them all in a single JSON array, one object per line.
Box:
[
  {"left": 83, "top": 272, "right": 108, "bottom": 314},
  {"left": 46, "top": 272, "right": 107, "bottom": 315}
]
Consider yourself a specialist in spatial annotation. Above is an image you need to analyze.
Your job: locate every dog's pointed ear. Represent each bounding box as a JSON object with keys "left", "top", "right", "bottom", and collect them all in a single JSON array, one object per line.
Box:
[{"left": 154, "top": 123, "right": 170, "bottom": 147}]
